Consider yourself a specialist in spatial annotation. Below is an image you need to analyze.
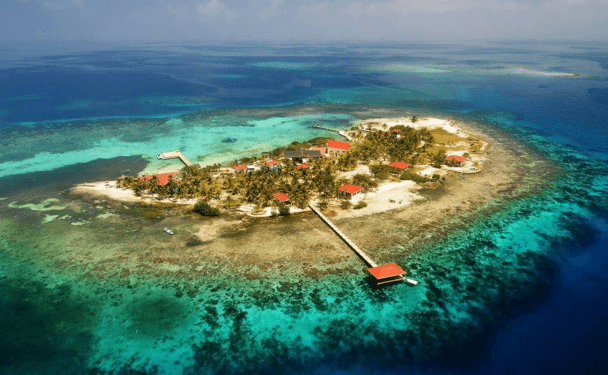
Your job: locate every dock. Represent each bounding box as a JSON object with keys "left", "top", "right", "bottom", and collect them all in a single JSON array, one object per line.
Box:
[
  {"left": 309, "top": 203, "right": 414, "bottom": 286},
  {"left": 312, "top": 123, "right": 352, "bottom": 141},
  {"left": 308, "top": 204, "right": 377, "bottom": 267},
  {"left": 156, "top": 150, "right": 194, "bottom": 167}
]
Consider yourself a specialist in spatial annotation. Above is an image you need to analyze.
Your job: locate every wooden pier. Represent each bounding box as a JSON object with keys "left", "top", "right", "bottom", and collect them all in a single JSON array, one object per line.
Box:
[
  {"left": 308, "top": 203, "right": 377, "bottom": 267},
  {"left": 156, "top": 150, "right": 194, "bottom": 167},
  {"left": 308, "top": 203, "right": 416, "bottom": 286}
]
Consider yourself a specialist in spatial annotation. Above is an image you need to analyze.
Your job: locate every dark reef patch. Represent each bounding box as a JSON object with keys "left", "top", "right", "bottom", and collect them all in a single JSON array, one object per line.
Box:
[
  {"left": 0, "top": 278, "right": 95, "bottom": 374},
  {"left": 185, "top": 237, "right": 213, "bottom": 247},
  {"left": 221, "top": 137, "right": 237, "bottom": 143},
  {"left": 555, "top": 212, "right": 601, "bottom": 250},
  {"left": 127, "top": 295, "right": 190, "bottom": 335}
]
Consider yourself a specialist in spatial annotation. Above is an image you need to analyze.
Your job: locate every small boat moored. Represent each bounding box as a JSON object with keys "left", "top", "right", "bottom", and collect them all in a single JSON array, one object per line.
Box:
[
  {"left": 406, "top": 278, "right": 418, "bottom": 286},
  {"left": 163, "top": 227, "right": 174, "bottom": 235}
]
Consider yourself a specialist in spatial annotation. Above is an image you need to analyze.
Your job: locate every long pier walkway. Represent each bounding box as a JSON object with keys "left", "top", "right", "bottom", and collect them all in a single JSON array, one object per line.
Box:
[
  {"left": 312, "top": 124, "right": 352, "bottom": 141},
  {"left": 308, "top": 203, "right": 377, "bottom": 268},
  {"left": 156, "top": 150, "right": 194, "bottom": 167}
]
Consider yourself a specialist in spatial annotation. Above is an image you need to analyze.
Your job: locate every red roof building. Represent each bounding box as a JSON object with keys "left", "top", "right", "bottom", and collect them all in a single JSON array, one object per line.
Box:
[
  {"left": 367, "top": 263, "right": 406, "bottom": 285},
  {"left": 392, "top": 128, "right": 401, "bottom": 132},
  {"left": 447, "top": 155, "right": 466, "bottom": 163},
  {"left": 297, "top": 163, "right": 310, "bottom": 170},
  {"left": 327, "top": 140, "right": 350, "bottom": 150},
  {"left": 142, "top": 172, "right": 176, "bottom": 186},
  {"left": 273, "top": 192, "right": 290, "bottom": 203},
  {"left": 312, "top": 146, "right": 327, "bottom": 157},
  {"left": 389, "top": 161, "right": 410, "bottom": 169},
  {"left": 338, "top": 184, "right": 363, "bottom": 196},
  {"left": 265, "top": 160, "right": 278, "bottom": 166},
  {"left": 233, "top": 164, "right": 248, "bottom": 171}
]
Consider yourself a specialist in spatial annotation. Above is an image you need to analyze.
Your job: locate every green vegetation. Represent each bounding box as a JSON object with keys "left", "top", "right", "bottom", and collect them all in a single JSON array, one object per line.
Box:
[
  {"left": 369, "top": 164, "right": 392, "bottom": 180},
  {"left": 278, "top": 203, "right": 290, "bottom": 216},
  {"left": 194, "top": 200, "right": 220, "bottom": 216},
  {"left": 353, "top": 201, "right": 367, "bottom": 209},
  {"left": 350, "top": 126, "right": 433, "bottom": 163},
  {"left": 429, "top": 149, "right": 447, "bottom": 168},
  {"left": 340, "top": 200, "right": 352, "bottom": 210},
  {"left": 400, "top": 171, "right": 431, "bottom": 183},
  {"left": 429, "top": 128, "right": 463, "bottom": 145},
  {"left": 116, "top": 123, "right": 479, "bottom": 216},
  {"left": 352, "top": 174, "right": 378, "bottom": 190}
]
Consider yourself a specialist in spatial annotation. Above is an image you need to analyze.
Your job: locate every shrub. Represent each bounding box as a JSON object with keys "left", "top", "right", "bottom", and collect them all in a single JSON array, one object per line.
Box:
[
  {"left": 340, "top": 200, "right": 352, "bottom": 210},
  {"left": 318, "top": 200, "right": 329, "bottom": 210},
  {"left": 278, "top": 203, "right": 290, "bottom": 216},
  {"left": 194, "top": 200, "right": 220, "bottom": 216},
  {"left": 353, "top": 201, "right": 367, "bottom": 209},
  {"left": 352, "top": 174, "right": 378, "bottom": 189},
  {"left": 400, "top": 171, "right": 431, "bottom": 183},
  {"left": 370, "top": 164, "right": 392, "bottom": 180}
]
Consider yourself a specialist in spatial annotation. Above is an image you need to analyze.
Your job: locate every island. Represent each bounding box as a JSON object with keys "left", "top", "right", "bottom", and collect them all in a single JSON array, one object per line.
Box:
[
  {"left": 74, "top": 116, "right": 488, "bottom": 219},
  {"left": 64, "top": 115, "right": 536, "bottom": 283}
]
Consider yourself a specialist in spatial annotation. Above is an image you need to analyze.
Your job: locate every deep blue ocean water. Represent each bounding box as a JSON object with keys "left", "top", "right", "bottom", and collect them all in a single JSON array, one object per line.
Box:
[{"left": 0, "top": 41, "right": 607, "bottom": 374}]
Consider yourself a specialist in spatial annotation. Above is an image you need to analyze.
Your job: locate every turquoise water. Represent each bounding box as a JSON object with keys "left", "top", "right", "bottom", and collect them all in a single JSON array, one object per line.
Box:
[
  {"left": 0, "top": 112, "right": 355, "bottom": 177},
  {"left": 1, "top": 42, "right": 607, "bottom": 374}
]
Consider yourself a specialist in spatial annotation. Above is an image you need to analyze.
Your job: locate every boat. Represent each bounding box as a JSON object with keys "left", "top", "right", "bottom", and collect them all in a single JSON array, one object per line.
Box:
[
  {"left": 406, "top": 278, "right": 418, "bottom": 286},
  {"left": 163, "top": 227, "right": 174, "bottom": 235}
]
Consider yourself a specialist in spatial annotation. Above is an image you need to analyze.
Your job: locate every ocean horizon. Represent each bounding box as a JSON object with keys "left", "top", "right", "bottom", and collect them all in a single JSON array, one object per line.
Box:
[{"left": 1, "top": 41, "right": 607, "bottom": 375}]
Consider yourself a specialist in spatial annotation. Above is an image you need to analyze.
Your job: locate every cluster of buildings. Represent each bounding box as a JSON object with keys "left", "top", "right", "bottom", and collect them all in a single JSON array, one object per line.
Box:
[{"left": 144, "top": 130, "right": 469, "bottom": 203}]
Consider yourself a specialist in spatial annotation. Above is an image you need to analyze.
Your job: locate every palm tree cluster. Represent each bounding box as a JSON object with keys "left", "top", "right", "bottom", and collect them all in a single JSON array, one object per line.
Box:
[{"left": 349, "top": 126, "right": 434, "bottom": 164}]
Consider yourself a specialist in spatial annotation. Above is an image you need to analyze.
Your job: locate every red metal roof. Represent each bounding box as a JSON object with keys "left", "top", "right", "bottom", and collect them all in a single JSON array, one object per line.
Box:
[
  {"left": 265, "top": 160, "right": 278, "bottom": 166},
  {"left": 327, "top": 140, "right": 350, "bottom": 150},
  {"left": 297, "top": 163, "right": 310, "bottom": 169},
  {"left": 142, "top": 172, "right": 176, "bottom": 186},
  {"left": 234, "top": 165, "right": 248, "bottom": 170},
  {"left": 389, "top": 161, "right": 410, "bottom": 169},
  {"left": 312, "top": 146, "right": 326, "bottom": 157},
  {"left": 338, "top": 184, "right": 363, "bottom": 194},
  {"left": 367, "top": 263, "right": 406, "bottom": 280},
  {"left": 392, "top": 128, "right": 401, "bottom": 132},
  {"left": 273, "top": 192, "right": 290, "bottom": 203},
  {"left": 447, "top": 155, "right": 466, "bottom": 163}
]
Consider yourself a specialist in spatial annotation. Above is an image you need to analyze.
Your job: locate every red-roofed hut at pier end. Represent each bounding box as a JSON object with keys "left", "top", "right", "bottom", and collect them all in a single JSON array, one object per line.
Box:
[
  {"left": 141, "top": 172, "right": 176, "bottom": 186},
  {"left": 388, "top": 161, "right": 410, "bottom": 170},
  {"left": 446, "top": 155, "right": 466, "bottom": 167},
  {"left": 338, "top": 184, "right": 363, "bottom": 199},
  {"left": 368, "top": 263, "right": 406, "bottom": 286},
  {"left": 273, "top": 192, "right": 290, "bottom": 204},
  {"left": 327, "top": 140, "right": 350, "bottom": 157}
]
